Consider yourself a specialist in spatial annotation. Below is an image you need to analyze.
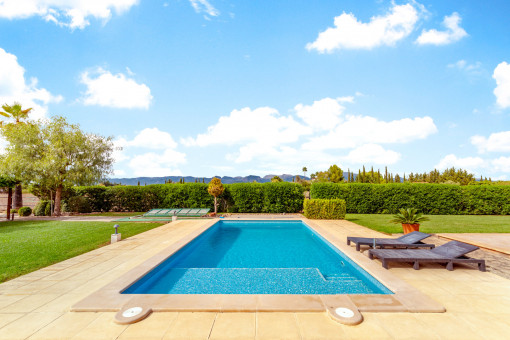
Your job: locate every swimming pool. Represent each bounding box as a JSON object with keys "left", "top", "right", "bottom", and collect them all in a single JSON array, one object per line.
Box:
[{"left": 123, "top": 220, "right": 391, "bottom": 295}]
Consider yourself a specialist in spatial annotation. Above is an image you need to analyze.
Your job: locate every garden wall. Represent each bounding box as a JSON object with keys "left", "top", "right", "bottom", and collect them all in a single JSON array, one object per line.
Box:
[{"left": 310, "top": 183, "right": 510, "bottom": 215}]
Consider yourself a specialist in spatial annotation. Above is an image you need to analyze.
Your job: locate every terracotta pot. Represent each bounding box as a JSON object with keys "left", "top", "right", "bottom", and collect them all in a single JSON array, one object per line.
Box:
[{"left": 402, "top": 223, "right": 420, "bottom": 234}]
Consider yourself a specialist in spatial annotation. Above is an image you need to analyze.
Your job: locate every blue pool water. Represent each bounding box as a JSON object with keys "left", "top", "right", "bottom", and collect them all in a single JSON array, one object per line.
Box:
[{"left": 124, "top": 220, "right": 392, "bottom": 294}]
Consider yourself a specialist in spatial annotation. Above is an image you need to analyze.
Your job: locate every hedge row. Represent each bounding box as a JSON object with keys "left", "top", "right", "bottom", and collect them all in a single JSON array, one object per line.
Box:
[
  {"left": 303, "top": 199, "right": 346, "bottom": 219},
  {"left": 310, "top": 183, "right": 510, "bottom": 215},
  {"left": 69, "top": 182, "right": 304, "bottom": 213}
]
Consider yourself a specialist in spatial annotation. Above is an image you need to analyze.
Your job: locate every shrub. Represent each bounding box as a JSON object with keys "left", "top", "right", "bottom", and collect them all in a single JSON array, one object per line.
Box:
[
  {"left": 310, "top": 182, "right": 510, "bottom": 215},
  {"left": 228, "top": 183, "right": 264, "bottom": 213},
  {"left": 18, "top": 206, "right": 32, "bottom": 216},
  {"left": 262, "top": 182, "right": 304, "bottom": 213},
  {"left": 68, "top": 196, "right": 92, "bottom": 213},
  {"left": 44, "top": 203, "right": 52, "bottom": 216},
  {"left": 303, "top": 199, "right": 346, "bottom": 219},
  {"left": 34, "top": 200, "right": 50, "bottom": 216},
  {"left": 10, "top": 209, "right": 18, "bottom": 214}
]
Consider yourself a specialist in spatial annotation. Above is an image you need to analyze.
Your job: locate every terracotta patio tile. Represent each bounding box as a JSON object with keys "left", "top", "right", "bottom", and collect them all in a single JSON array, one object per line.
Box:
[
  {"left": 0, "top": 293, "right": 61, "bottom": 313},
  {"left": 118, "top": 312, "right": 178, "bottom": 339},
  {"left": 162, "top": 312, "right": 216, "bottom": 340},
  {"left": 209, "top": 312, "right": 255, "bottom": 340},
  {"left": 295, "top": 312, "right": 346, "bottom": 339},
  {"left": 0, "top": 312, "right": 62, "bottom": 340},
  {"left": 256, "top": 313, "right": 300, "bottom": 340},
  {"left": 71, "top": 312, "right": 128, "bottom": 340},
  {"left": 28, "top": 312, "right": 100, "bottom": 340}
]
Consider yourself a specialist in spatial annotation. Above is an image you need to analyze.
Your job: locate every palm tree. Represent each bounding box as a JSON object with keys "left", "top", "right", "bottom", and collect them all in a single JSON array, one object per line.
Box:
[
  {"left": 1, "top": 102, "right": 33, "bottom": 209},
  {"left": 302, "top": 166, "right": 308, "bottom": 178}
]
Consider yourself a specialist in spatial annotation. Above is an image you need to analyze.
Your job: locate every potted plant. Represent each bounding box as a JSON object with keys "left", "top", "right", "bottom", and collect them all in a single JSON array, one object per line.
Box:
[{"left": 390, "top": 208, "right": 429, "bottom": 234}]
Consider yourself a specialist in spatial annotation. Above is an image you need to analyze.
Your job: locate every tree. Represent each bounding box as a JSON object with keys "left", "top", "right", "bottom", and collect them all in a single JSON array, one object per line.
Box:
[
  {"left": 271, "top": 175, "right": 283, "bottom": 182},
  {"left": 0, "top": 102, "right": 33, "bottom": 209},
  {"left": 1, "top": 116, "right": 114, "bottom": 216},
  {"left": 302, "top": 166, "right": 308, "bottom": 178},
  {"left": 328, "top": 164, "right": 344, "bottom": 183},
  {"left": 0, "top": 175, "right": 17, "bottom": 220},
  {"left": 311, "top": 171, "right": 329, "bottom": 182},
  {"left": 208, "top": 177, "right": 224, "bottom": 214}
]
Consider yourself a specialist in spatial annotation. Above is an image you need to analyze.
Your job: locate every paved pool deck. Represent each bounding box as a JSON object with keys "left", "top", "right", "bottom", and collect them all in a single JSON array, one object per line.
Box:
[
  {"left": 1, "top": 218, "right": 510, "bottom": 339},
  {"left": 438, "top": 233, "right": 510, "bottom": 255}
]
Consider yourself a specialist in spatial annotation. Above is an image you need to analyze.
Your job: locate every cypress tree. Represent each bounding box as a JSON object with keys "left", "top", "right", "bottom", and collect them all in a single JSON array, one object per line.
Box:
[{"left": 362, "top": 166, "right": 366, "bottom": 183}]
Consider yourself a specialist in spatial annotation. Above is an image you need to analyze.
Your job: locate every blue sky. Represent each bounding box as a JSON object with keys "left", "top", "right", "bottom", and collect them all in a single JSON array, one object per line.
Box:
[{"left": 1, "top": 0, "right": 510, "bottom": 179}]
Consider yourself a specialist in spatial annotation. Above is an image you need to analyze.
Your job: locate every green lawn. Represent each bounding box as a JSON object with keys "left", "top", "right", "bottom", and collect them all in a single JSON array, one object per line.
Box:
[
  {"left": 0, "top": 220, "right": 165, "bottom": 282},
  {"left": 345, "top": 214, "right": 510, "bottom": 234}
]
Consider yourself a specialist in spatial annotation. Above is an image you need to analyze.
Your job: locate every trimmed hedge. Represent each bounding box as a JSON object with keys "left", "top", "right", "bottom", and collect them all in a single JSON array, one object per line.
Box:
[
  {"left": 18, "top": 207, "right": 32, "bottom": 216},
  {"left": 67, "top": 182, "right": 304, "bottom": 213},
  {"left": 304, "top": 199, "right": 346, "bottom": 219},
  {"left": 311, "top": 183, "right": 510, "bottom": 215}
]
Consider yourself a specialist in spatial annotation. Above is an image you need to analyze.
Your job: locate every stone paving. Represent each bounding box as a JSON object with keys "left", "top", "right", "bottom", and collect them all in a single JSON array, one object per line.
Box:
[{"left": 0, "top": 218, "right": 509, "bottom": 339}]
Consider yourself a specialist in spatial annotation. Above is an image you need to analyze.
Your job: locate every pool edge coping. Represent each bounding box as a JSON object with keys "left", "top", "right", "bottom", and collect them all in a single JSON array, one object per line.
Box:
[{"left": 71, "top": 218, "right": 445, "bottom": 314}]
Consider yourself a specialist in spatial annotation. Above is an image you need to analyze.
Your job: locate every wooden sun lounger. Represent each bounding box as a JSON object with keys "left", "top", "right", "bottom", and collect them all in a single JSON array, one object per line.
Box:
[
  {"left": 347, "top": 231, "right": 434, "bottom": 251},
  {"left": 368, "top": 240, "right": 486, "bottom": 271}
]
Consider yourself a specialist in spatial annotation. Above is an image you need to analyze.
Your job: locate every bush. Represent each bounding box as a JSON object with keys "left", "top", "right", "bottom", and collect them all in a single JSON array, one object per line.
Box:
[
  {"left": 262, "top": 182, "right": 304, "bottom": 213},
  {"left": 10, "top": 209, "right": 18, "bottom": 214},
  {"left": 34, "top": 200, "right": 50, "bottom": 216},
  {"left": 67, "top": 196, "right": 92, "bottom": 213},
  {"left": 18, "top": 207, "right": 32, "bottom": 216},
  {"left": 44, "top": 203, "right": 52, "bottom": 216},
  {"left": 303, "top": 199, "right": 346, "bottom": 219},
  {"left": 311, "top": 183, "right": 510, "bottom": 215}
]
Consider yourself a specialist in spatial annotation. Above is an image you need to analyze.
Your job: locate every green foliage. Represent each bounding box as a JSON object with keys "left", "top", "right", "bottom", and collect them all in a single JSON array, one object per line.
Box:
[
  {"left": 0, "top": 221, "right": 165, "bottom": 282},
  {"left": 311, "top": 182, "right": 510, "bottom": 215},
  {"left": 228, "top": 183, "right": 264, "bottom": 213},
  {"left": 18, "top": 207, "right": 32, "bottom": 216},
  {"left": 261, "top": 182, "right": 304, "bottom": 213},
  {"left": 208, "top": 178, "right": 225, "bottom": 197},
  {"left": 271, "top": 175, "right": 283, "bottom": 182},
  {"left": 389, "top": 208, "right": 429, "bottom": 224},
  {"left": 64, "top": 182, "right": 304, "bottom": 213},
  {"left": 303, "top": 199, "right": 346, "bottom": 219},
  {"left": 0, "top": 175, "right": 17, "bottom": 188},
  {"left": 34, "top": 200, "right": 50, "bottom": 216},
  {"left": 67, "top": 196, "right": 92, "bottom": 213},
  {"left": 327, "top": 164, "right": 344, "bottom": 183},
  {"left": 0, "top": 102, "right": 32, "bottom": 124},
  {"left": 0, "top": 116, "right": 114, "bottom": 216}
]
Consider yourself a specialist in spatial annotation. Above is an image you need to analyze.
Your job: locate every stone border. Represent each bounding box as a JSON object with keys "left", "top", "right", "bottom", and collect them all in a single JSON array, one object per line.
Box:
[{"left": 71, "top": 218, "right": 445, "bottom": 316}]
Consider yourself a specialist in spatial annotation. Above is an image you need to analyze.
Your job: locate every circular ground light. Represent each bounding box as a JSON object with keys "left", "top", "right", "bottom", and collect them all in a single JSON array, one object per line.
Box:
[
  {"left": 122, "top": 307, "right": 143, "bottom": 318},
  {"left": 335, "top": 307, "right": 355, "bottom": 318}
]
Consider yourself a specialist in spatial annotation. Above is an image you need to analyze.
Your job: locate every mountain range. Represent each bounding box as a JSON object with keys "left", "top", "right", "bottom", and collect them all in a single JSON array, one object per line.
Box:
[{"left": 109, "top": 174, "right": 311, "bottom": 186}]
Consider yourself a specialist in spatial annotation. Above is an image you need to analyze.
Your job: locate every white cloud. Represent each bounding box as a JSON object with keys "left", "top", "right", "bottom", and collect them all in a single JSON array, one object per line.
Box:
[
  {"left": 294, "top": 97, "right": 346, "bottom": 131},
  {"left": 79, "top": 67, "right": 152, "bottom": 109},
  {"left": 342, "top": 144, "right": 401, "bottom": 165},
  {"left": 113, "top": 128, "right": 186, "bottom": 177},
  {"left": 189, "top": 0, "right": 219, "bottom": 17},
  {"left": 435, "top": 154, "right": 485, "bottom": 171},
  {"left": 435, "top": 154, "right": 510, "bottom": 176},
  {"left": 448, "top": 59, "right": 481, "bottom": 74},
  {"left": 302, "top": 116, "right": 437, "bottom": 150},
  {"left": 416, "top": 12, "right": 467, "bottom": 45},
  {"left": 0, "top": 48, "right": 62, "bottom": 121},
  {"left": 128, "top": 128, "right": 177, "bottom": 149},
  {"left": 129, "top": 149, "right": 186, "bottom": 177},
  {"left": 493, "top": 62, "right": 510, "bottom": 109},
  {"left": 181, "top": 106, "right": 310, "bottom": 147},
  {"left": 471, "top": 131, "right": 510, "bottom": 153},
  {"left": 306, "top": 3, "right": 419, "bottom": 52},
  {"left": 183, "top": 97, "right": 438, "bottom": 169},
  {"left": 492, "top": 157, "right": 510, "bottom": 173},
  {"left": 0, "top": 0, "right": 139, "bottom": 29}
]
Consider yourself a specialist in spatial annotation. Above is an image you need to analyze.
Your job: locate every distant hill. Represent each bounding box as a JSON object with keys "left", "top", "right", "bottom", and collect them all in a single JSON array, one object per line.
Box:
[{"left": 109, "top": 174, "right": 310, "bottom": 185}]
